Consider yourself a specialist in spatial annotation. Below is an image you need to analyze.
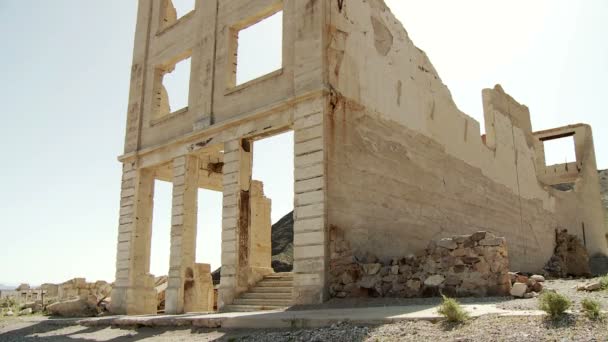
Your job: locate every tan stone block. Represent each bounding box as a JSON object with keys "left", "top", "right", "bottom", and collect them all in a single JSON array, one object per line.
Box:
[
  {"left": 295, "top": 231, "right": 325, "bottom": 246},
  {"left": 295, "top": 163, "right": 324, "bottom": 181},
  {"left": 295, "top": 203, "right": 324, "bottom": 219},
  {"left": 223, "top": 193, "right": 237, "bottom": 207},
  {"left": 222, "top": 217, "right": 238, "bottom": 230},
  {"left": 223, "top": 172, "right": 238, "bottom": 186},
  {"left": 295, "top": 177, "right": 324, "bottom": 193},
  {"left": 224, "top": 140, "right": 240, "bottom": 153},
  {"left": 293, "top": 273, "right": 324, "bottom": 287},
  {"left": 121, "top": 188, "right": 136, "bottom": 198},
  {"left": 120, "top": 196, "right": 134, "bottom": 207},
  {"left": 294, "top": 257, "right": 326, "bottom": 273},
  {"left": 222, "top": 228, "right": 236, "bottom": 241},
  {"left": 295, "top": 112, "right": 323, "bottom": 130},
  {"left": 222, "top": 160, "right": 240, "bottom": 174},
  {"left": 295, "top": 124, "right": 323, "bottom": 143},
  {"left": 118, "top": 215, "right": 133, "bottom": 225},
  {"left": 222, "top": 206, "right": 238, "bottom": 219},
  {"left": 222, "top": 151, "right": 239, "bottom": 164},
  {"left": 295, "top": 151, "right": 323, "bottom": 168},
  {"left": 294, "top": 217, "right": 324, "bottom": 233},
  {"left": 295, "top": 190, "right": 324, "bottom": 206},
  {"left": 295, "top": 138, "right": 323, "bottom": 156},
  {"left": 173, "top": 156, "right": 186, "bottom": 167},
  {"left": 221, "top": 252, "right": 237, "bottom": 265},
  {"left": 294, "top": 244, "right": 325, "bottom": 259},
  {"left": 119, "top": 205, "right": 134, "bottom": 216}
]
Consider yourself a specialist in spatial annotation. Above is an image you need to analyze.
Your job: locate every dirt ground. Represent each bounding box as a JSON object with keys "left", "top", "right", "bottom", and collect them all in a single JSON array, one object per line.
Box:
[
  {"left": 1, "top": 278, "right": 606, "bottom": 342},
  {"left": 1, "top": 314, "right": 607, "bottom": 342}
]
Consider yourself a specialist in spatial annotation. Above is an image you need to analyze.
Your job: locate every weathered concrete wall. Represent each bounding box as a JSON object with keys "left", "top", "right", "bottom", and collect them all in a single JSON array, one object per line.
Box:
[
  {"left": 326, "top": 102, "right": 556, "bottom": 272},
  {"left": 325, "top": 0, "right": 607, "bottom": 272},
  {"left": 600, "top": 170, "right": 608, "bottom": 236}
]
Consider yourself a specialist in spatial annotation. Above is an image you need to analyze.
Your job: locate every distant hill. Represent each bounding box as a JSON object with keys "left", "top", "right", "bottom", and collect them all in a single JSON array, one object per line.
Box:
[
  {"left": 0, "top": 284, "right": 15, "bottom": 291},
  {"left": 211, "top": 211, "right": 294, "bottom": 284}
]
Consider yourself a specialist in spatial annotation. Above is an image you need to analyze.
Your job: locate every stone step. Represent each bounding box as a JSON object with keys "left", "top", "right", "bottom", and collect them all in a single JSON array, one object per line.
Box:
[
  {"left": 256, "top": 280, "right": 293, "bottom": 287},
  {"left": 249, "top": 286, "right": 292, "bottom": 293},
  {"left": 264, "top": 273, "right": 294, "bottom": 281},
  {"left": 233, "top": 298, "right": 293, "bottom": 306},
  {"left": 240, "top": 292, "right": 292, "bottom": 300},
  {"left": 222, "top": 304, "right": 287, "bottom": 313}
]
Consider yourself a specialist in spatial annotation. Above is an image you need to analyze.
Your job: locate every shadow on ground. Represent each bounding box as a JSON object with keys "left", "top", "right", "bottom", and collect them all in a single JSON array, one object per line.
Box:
[{"left": 0, "top": 318, "right": 254, "bottom": 342}]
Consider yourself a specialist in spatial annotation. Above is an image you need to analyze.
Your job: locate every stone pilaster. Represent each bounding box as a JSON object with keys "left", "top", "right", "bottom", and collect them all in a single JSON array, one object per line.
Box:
[
  {"left": 165, "top": 155, "right": 199, "bottom": 314},
  {"left": 292, "top": 98, "right": 328, "bottom": 305},
  {"left": 218, "top": 139, "right": 252, "bottom": 308},
  {"left": 110, "top": 162, "right": 157, "bottom": 315}
]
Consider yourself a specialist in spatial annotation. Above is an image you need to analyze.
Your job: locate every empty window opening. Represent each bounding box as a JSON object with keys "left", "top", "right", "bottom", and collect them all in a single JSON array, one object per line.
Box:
[
  {"left": 154, "top": 57, "right": 191, "bottom": 120},
  {"left": 233, "top": 10, "right": 283, "bottom": 86},
  {"left": 543, "top": 135, "right": 576, "bottom": 166},
  {"left": 150, "top": 180, "right": 173, "bottom": 279},
  {"left": 171, "top": 0, "right": 194, "bottom": 19},
  {"left": 252, "top": 131, "right": 294, "bottom": 272},
  {"left": 160, "top": 0, "right": 195, "bottom": 31},
  {"left": 196, "top": 189, "right": 223, "bottom": 273}
]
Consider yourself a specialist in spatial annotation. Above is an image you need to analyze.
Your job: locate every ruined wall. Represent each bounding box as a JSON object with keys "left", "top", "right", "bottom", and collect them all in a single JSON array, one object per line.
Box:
[
  {"left": 326, "top": 102, "right": 555, "bottom": 272},
  {"left": 329, "top": 228, "right": 511, "bottom": 298},
  {"left": 325, "top": 0, "right": 607, "bottom": 272},
  {"left": 600, "top": 170, "right": 608, "bottom": 235}
]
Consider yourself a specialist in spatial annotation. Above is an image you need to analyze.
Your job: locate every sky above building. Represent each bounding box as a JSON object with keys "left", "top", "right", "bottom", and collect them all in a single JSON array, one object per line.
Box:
[{"left": 0, "top": 0, "right": 606, "bottom": 286}]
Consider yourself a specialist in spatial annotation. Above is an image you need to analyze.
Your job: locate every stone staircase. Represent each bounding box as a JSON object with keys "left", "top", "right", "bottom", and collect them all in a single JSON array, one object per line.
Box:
[{"left": 222, "top": 272, "right": 293, "bottom": 312}]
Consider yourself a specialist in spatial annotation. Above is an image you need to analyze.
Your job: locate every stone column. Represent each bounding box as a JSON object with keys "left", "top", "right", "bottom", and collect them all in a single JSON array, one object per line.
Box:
[
  {"left": 165, "top": 155, "right": 199, "bottom": 314},
  {"left": 292, "top": 98, "right": 328, "bottom": 305},
  {"left": 110, "top": 162, "right": 157, "bottom": 315},
  {"left": 218, "top": 139, "right": 252, "bottom": 308}
]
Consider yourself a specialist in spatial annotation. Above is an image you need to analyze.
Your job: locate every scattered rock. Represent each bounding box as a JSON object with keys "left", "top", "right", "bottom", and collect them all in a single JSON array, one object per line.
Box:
[
  {"left": 510, "top": 282, "right": 527, "bottom": 298},
  {"left": 577, "top": 282, "right": 601, "bottom": 292},
  {"left": 530, "top": 275, "right": 545, "bottom": 283},
  {"left": 424, "top": 275, "right": 445, "bottom": 287},
  {"left": 515, "top": 274, "right": 529, "bottom": 284},
  {"left": 18, "top": 308, "right": 32, "bottom": 316},
  {"left": 47, "top": 298, "right": 97, "bottom": 317},
  {"left": 531, "top": 281, "right": 543, "bottom": 293}
]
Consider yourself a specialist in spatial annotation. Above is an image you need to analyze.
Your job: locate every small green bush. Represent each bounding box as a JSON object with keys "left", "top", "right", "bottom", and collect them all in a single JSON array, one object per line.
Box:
[
  {"left": 539, "top": 292, "right": 571, "bottom": 319},
  {"left": 581, "top": 298, "right": 602, "bottom": 320},
  {"left": 599, "top": 275, "right": 608, "bottom": 290},
  {"left": 437, "top": 295, "right": 469, "bottom": 323}
]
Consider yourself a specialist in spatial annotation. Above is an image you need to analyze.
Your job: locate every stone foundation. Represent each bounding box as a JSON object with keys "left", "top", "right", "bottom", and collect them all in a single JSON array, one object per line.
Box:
[{"left": 329, "top": 227, "right": 511, "bottom": 298}]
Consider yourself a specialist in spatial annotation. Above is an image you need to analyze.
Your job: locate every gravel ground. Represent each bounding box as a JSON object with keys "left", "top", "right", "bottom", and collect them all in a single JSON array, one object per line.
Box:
[
  {"left": 238, "top": 315, "right": 608, "bottom": 342},
  {"left": 1, "top": 315, "right": 607, "bottom": 342},
  {"left": 1, "top": 279, "right": 606, "bottom": 341},
  {"left": 497, "top": 277, "right": 608, "bottom": 312}
]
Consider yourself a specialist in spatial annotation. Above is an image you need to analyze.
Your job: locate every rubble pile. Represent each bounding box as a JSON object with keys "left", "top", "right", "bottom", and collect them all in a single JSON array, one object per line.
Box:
[{"left": 329, "top": 229, "right": 512, "bottom": 298}]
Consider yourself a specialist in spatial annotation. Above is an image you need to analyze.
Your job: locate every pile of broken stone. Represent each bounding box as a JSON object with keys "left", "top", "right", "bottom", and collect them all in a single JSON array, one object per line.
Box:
[
  {"left": 46, "top": 278, "right": 112, "bottom": 317},
  {"left": 329, "top": 231, "right": 512, "bottom": 298},
  {"left": 508, "top": 273, "right": 545, "bottom": 298}
]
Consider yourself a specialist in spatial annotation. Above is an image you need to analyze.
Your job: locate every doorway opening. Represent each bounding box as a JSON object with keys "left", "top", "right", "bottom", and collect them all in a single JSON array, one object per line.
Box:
[{"left": 251, "top": 131, "right": 294, "bottom": 272}]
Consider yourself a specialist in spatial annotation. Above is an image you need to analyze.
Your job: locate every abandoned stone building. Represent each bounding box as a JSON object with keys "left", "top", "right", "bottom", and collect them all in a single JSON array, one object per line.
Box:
[{"left": 111, "top": 0, "right": 608, "bottom": 315}]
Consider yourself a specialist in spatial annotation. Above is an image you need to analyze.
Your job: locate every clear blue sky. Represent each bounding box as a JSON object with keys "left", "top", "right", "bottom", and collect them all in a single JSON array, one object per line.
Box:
[{"left": 0, "top": 0, "right": 606, "bottom": 286}]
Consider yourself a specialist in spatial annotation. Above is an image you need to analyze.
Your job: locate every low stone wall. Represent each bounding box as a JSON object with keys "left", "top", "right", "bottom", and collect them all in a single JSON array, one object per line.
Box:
[{"left": 329, "top": 228, "right": 511, "bottom": 298}]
